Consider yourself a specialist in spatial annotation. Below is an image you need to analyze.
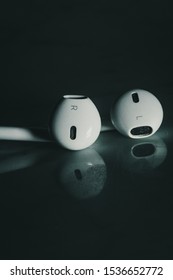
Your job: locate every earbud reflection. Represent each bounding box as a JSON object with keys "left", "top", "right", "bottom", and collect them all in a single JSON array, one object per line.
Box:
[
  {"left": 98, "top": 134, "right": 167, "bottom": 174},
  {"left": 125, "top": 137, "right": 167, "bottom": 173},
  {"left": 57, "top": 149, "right": 107, "bottom": 200},
  {"left": 93, "top": 130, "right": 167, "bottom": 174}
]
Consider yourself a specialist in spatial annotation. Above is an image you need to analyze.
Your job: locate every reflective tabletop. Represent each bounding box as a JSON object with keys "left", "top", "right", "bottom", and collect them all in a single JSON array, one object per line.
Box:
[{"left": 1, "top": 125, "right": 173, "bottom": 260}]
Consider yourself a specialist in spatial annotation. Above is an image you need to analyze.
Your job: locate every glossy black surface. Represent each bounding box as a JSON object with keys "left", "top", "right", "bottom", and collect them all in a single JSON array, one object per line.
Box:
[
  {"left": 1, "top": 0, "right": 173, "bottom": 260},
  {"left": 1, "top": 123, "right": 173, "bottom": 260}
]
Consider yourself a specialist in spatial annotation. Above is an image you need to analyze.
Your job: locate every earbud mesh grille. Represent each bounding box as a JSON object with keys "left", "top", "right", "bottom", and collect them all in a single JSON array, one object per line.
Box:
[{"left": 131, "top": 126, "right": 153, "bottom": 136}]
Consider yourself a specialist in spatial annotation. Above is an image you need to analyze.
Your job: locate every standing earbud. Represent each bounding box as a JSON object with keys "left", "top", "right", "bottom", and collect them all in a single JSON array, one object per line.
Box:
[
  {"left": 49, "top": 95, "right": 101, "bottom": 150},
  {"left": 110, "top": 89, "right": 163, "bottom": 138}
]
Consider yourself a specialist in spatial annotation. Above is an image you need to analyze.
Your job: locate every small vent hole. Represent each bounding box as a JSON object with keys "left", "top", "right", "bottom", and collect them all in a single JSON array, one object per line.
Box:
[
  {"left": 70, "top": 126, "right": 77, "bottom": 140},
  {"left": 132, "top": 92, "right": 139, "bottom": 103}
]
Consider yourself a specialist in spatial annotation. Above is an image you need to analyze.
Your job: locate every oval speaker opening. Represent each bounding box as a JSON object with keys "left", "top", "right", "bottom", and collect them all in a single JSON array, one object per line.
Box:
[
  {"left": 131, "top": 126, "right": 153, "bottom": 136},
  {"left": 64, "top": 95, "right": 87, "bottom": 99}
]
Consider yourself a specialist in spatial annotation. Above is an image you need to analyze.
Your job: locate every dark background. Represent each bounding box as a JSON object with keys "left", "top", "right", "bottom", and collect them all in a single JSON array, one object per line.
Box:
[
  {"left": 0, "top": 0, "right": 173, "bottom": 260},
  {"left": 1, "top": 0, "right": 173, "bottom": 126}
]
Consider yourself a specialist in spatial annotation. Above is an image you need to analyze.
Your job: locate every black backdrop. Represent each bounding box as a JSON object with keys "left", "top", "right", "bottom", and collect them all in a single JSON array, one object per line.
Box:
[
  {"left": 1, "top": 0, "right": 173, "bottom": 127},
  {"left": 1, "top": 0, "right": 173, "bottom": 260}
]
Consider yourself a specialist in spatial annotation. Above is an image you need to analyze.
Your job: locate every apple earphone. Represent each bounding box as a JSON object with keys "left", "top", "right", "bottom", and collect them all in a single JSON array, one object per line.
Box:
[
  {"left": 49, "top": 95, "right": 101, "bottom": 150},
  {"left": 0, "top": 95, "right": 101, "bottom": 151},
  {"left": 0, "top": 90, "right": 164, "bottom": 150},
  {"left": 110, "top": 89, "right": 163, "bottom": 138}
]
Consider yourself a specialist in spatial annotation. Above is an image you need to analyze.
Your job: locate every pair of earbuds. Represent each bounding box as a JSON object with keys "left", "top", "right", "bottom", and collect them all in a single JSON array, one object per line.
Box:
[{"left": 50, "top": 89, "right": 163, "bottom": 150}]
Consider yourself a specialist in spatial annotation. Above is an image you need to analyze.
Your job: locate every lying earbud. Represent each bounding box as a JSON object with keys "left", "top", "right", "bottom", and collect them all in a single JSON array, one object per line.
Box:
[
  {"left": 49, "top": 95, "right": 101, "bottom": 150},
  {"left": 110, "top": 89, "right": 163, "bottom": 138}
]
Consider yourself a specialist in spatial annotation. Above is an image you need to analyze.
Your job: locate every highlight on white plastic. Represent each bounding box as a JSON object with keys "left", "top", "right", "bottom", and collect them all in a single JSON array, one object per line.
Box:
[
  {"left": 110, "top": 89, "right": 163, "bottom": 138},
  {"left": 50, "top": 95, "right": 101, "bottom": 150}
]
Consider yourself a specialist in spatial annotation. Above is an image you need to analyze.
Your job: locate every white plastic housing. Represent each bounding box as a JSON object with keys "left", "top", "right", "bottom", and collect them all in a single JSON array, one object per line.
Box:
[
  {"left": 50, "top": 95, "right": 101, "bottom": 150},
  {"left": 111, "top": 89, "right": 163, "bottom": 138}
]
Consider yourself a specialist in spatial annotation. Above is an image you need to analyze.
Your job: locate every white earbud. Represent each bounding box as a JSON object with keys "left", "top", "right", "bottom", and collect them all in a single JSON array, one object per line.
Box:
[
  {"left": 110, "top": 89, "right": 163, "bottom": 138},
  {"left": 49, "top": 95, "right": 101, "bottom": 150}
]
